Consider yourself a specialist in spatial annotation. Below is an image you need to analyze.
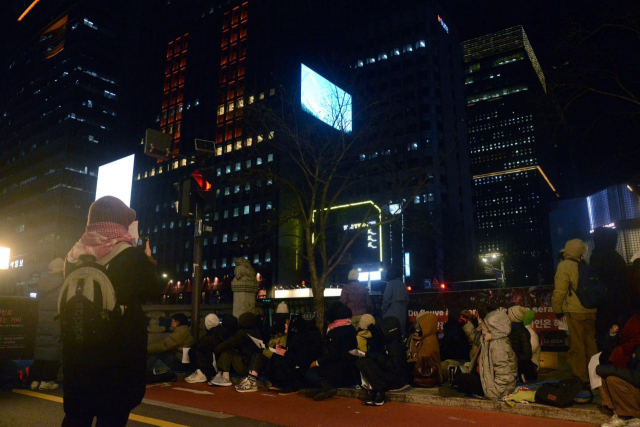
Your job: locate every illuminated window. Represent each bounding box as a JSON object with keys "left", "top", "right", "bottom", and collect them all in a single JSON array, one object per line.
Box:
[
  {"left": 181, "top": 159, "right": 187, "bottom": 166},
  {"left": 173, "top": 160, "right": 179, "bottom": 169},
  {"left": 232, "top": 232, "right": 238, "bottom": 242},
  {"left": 136, "top": 174, "right": 140, "bottom": 180},
  {"left": 238, "top": 99, "right": 244, "bottom": 108},
  {"left": 269, "top": 88, "right": 275, "bottom": 96},
  {"left": 221, "top": 258, "right": 227, "bottom": 268},
  {"left": 377, "top": 53, "right": 388, "bottom": 61},
  {"left": 248, "top": 95, "right": 254, "bottom": 104},
  {"left": 233, "top": 208, "right": 239, "bottom": 217},
  {"left": 256, "top": 157, "right": 262, "bottom": 165},
  {"left": 259, "top": 92, "right": 264, "bottom": 100},
  {"left": 226, "top": 143, "right": 232, "bottom": 152},
  {"left": 265, "top": 252, "right": 271, "bottom": 262},
  {"left": 356, "top": 60, "right": 363, "bottom": 67},
  {"left": 236, "top": 140, "right": 242, "bottom": 150},
  {"left": 267, "top": 179, "right": 273, "bottom": 185},
  {"left": 228, "top": 102, "right": 234, "bottom": 112},
  {"left": 392, "top": 48, "right": 400, "bottom": 56},
  {"left": 225, "top": 187, "right": 230, "bottom": 195},
  {"left": 245, "top": 183, "right": 250, "bottom": 191},
  {"left": 226, "top": 165, "right": 231, "bottom": 174},
  {"left": 366, "top": 57, "right": 375, "bottom": 64},
  {"left": 150, "top": 168, "right": 155, "bottom": 176},
  {"left": 255, "top": 204, "right": 261, "bottom": 212},
  {"left": 266, "top": 201, "right": 272, "bottom": 210},
  {"left": 223, "top": 234, "right": 228, "bottom": 242},
  {"left": 416, "top": 40, "right": 426, "bottom": 48},
  {"left": 218, "top": 106, "right": 225, "bottom": 115},
  {"left": 235, "top": 162, "right": 241, "bottom": 171},
  {"left": 403, "top": 44, "right": 413, "bottom": 53},
  {"left": 257, "top": 135, "right": 263, "bottom": 142},
  {"left": 267, "top": 154, "right": 273, "bottom": 162},
  {"left": 216, "top": 147, "right": 222, "bottom": 156},
  {"left": 224, "top": 210, "right": 228, "bottom": 218},
  {"left": 216, "top": 168, "right": 222, "bottom": 176},
  {"left": 246, "top": 137, "right": 252, "bottom": 146},
  {"left": 246, "top": 160, "right": 251, "bottom": 168},
  {"left": 268, "top": 131, "right": 274, "bottom": 139},
  {"left": 234, "top": 185, "right": 240, "bottom": 193}
]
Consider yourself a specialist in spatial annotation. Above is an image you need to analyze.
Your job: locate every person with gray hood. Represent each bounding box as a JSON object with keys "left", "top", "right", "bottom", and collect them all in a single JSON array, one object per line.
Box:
[
  {"left": 29, "top": 258, "right": 65, "bottom": 391},
  {"left": 381, "top": 266, "right": 409, "bottom": 336},
  {"left": 457, "top": 309, "right": 517, "bottom": 400}
]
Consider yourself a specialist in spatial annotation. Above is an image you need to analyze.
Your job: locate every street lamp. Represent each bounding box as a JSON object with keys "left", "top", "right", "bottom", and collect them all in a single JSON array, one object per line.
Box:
[
  {"left": 481, "top": 253, "right": 506, "bottom": 287},
  {"left": 162, "top": 273, "right": 168, "bottom": 278}
]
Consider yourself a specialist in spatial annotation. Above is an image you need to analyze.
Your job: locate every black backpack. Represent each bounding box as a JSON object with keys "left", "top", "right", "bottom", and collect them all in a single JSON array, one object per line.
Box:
[
  {"left": 534, "top": 378, "right": 593, "bottom": 408},
  {"left": 568, "top": 259, "right": 607, "bottom": 309},
  {"left": 57, "top": 243, "right": 130, "bottom": 361}
]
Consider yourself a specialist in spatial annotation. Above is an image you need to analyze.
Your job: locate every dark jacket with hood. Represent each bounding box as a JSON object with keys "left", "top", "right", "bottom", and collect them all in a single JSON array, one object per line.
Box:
[
  {"left": 357, "top": 316, "right": 409, "bottom": 390},
  {"left": 508, "top": 322, "right": 533, "bottom": 365},
  {"left": 63, "top": 246, "right": 159, "bottom": 413},
  {"left": 214, "top": 312, "right": 262, "bottom": 360},
  {"left": 439, "top": 318, "right": 470, "bottom": 361},
  {"left": 34, "top": 260, "right": 65, "bottom": 361},
  {"left": 284, "top": 316, "right": 324, "bottom": 371},
  {"left": 317, "top": 303, "right": 358, "bottom": 387},
  {"left": 597, "top": 345, "right": 640, "bottom": 388}
]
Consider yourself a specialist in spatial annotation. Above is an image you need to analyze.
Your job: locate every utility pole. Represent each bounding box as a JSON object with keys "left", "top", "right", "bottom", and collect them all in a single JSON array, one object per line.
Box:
[{"left": 191, "top": 203, "right": 203, "bottom": 339}]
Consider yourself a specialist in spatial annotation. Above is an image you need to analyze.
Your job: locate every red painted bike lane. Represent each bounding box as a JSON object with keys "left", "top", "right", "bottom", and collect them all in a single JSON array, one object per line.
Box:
[{"left": 144, "top": 382, "right": 597, "bottom": 427}]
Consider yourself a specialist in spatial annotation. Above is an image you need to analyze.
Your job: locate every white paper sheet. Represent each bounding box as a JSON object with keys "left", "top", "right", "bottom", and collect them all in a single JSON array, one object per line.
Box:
[
  {"left": 182, "top": 347, "right": 190, "bottom": 364},
  {"left": 589, "top": 352, "right": 602, "bottom": 390},
  {"left": 128, "top": 221, "right": 139, "bottom": 245}
]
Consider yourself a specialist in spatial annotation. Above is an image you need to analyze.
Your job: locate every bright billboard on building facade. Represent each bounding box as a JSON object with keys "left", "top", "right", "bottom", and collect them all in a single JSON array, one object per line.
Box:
[
  {"left": 95, "top": 154, "right": 135, "bottom": 206},
  {"left": 300, "top": 64, "right": 352, "bottom": 133}
]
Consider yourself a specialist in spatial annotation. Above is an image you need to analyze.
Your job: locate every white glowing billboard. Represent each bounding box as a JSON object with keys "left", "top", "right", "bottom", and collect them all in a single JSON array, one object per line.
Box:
[
  {"left": 301, "top": 64, "right": 352, "bottom": 133},
  {"left": 95, "top": 154, "right": 135, "bottom": 206},
  {"left": 0, "top": 247, "right": 9, "bottom": 270}
]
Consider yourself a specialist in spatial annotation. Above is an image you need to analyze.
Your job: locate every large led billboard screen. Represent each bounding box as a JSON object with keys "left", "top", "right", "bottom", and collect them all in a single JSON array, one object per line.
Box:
[
  {"left": 300, "top": 64, "right": 352, "bottom": 133},
  {"left": 95, "top": 154, "right": 135, "bottom": 206}
]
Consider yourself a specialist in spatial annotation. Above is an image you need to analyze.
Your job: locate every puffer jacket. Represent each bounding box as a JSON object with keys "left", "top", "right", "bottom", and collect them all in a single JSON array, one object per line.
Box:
[
  {"left": 525, "top": 324, "right": 541, "bottom": 367},
  {"left": 463, "top": 310, "right": 517, "bottom": 400},
  {"left": 552, "top": 239, "right": 597, "bottom": 314},
  {"left": 147, "top": 324, "right": 196, "bottom": 358},
  {"left": 408, "top": 313, "right": 440, "bottom": 366},
  {"left": 34, "top": 271, "right": 64, "bottom": 361},
  {"left": 340, "top": 280, "right": 373, "bottom": 316}
]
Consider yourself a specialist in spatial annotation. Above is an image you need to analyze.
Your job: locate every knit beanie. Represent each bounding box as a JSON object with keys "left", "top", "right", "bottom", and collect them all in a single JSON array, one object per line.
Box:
[
  {"left": 523, "top": 310, "right": 536, "bottom": 326},
  {"left": 358, "top": 313, "right": 375, "bottom": 330},
  {"left": 507, "top": 306, "right": 527, "bottom": 323},
  {"left": 205, "top": 313, "right": 220, "bottom": 330},
  {"left": 88, "top": 196, "right": 136, "bottom": 227},
  {"left": 348, "top": 269, "right": 359, "bottom": 281},
  {"left": 276, "top": 302, "right": 289, "bottom": 314}
]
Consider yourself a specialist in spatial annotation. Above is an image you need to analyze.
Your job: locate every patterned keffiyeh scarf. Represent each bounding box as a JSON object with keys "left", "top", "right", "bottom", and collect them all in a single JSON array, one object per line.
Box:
[
  {"left": 327, "top": 318, "right": 352, "bottom": 333},
  {"left": 67, "top": 222, "right": 133, "bottom": 263}
]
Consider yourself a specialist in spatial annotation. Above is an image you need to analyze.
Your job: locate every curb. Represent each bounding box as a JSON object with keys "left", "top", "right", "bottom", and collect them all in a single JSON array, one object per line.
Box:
[{"left": 336, "top": 387, "right": 608, "bottom": 425}]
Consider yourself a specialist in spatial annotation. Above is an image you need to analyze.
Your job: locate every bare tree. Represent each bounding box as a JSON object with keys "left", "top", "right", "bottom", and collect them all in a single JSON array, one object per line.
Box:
[{"left": 233, "top": 68, "right": 450, "bottom": 329}]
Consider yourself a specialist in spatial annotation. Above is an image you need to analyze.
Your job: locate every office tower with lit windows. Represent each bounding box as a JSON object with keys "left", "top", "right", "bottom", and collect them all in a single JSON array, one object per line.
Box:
[
  {"left": 0, "top": 0, "right": 152, "bottom": 286},
  {"left": 131, "top": 0, "right": 474, "bottom": 293},
  {"left": 462, "top": 26, "right": 557, "bottom": 285}
]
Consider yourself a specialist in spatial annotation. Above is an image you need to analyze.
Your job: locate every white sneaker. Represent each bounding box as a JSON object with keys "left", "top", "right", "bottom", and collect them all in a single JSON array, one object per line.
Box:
[
  {"left": 235, "top": 377, "right": 257, "bottom": 393},
  {"left": 39, "top": 381, "right": 59, "bottom": 390},
  {"left": 185, "top": 369, "right": 208, "bottom": 383},
  {"left": 30, "top": 381, "right": 40, "bottom": 390},
  {"left": 626, "top": 419, "right": 640, "bottom": 427},
  {"left": 210, "top": 375, "right": 232, "bottom": 387},
  {"left": 602, "top": 414, "right": 629, "bottom": 427}
]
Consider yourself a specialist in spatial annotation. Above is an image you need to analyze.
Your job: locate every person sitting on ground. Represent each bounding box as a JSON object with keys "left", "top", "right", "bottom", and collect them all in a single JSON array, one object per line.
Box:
[
  {"left": 235, "top": 314, "right": 289, "bottom": 393},
  {"left": 523, "top": 310, "right": 540, "bottom": 379},
  {"left": 596, "top": 313, "right": 640, "bottom": 427},
  {"left": 456, "top": 309, "right": 517, "bottom": 400},
  {"left": 221, "top": 313, "right": 239, "bottom": 336},
  {"left": 356, "top": 314, "right": 377, "bottom": 353},
  {"left": 507, "top": 305, "right": 536, "bottom": 383},
  {"left": 209, "top": 312, "right": 262, "bottom": 387},
  {"left": 147, "top": 313, "right": 195, "bottom": 373},
  {"left": 356, "top": 316, "right": 410, "bottom": 406},
  {"left": 340, "top": 269, "right": 373, "bottom": 327},
  {"left": 269, "top": 312, "right": 324, "bottom": 395},
  {"left": 301, "top": 301, "right": 359, "bottom": 401},
  {"left": 407, "top": 313, "right": 442, "bottom": 387},
  {"left": 185, "top": 314, "right": 233, "bottom": 383}
]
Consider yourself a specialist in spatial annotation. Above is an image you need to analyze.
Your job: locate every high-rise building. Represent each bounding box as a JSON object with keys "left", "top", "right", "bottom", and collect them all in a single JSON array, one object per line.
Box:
[
  {"left": 0, "top": 0, "right": 152, "bottom": 286},
  {"left": 131, "top": 0, "right": 474, "bottom": 294},
  {"left": 462, "top": 26, "right": 557, "bottom": 285}
]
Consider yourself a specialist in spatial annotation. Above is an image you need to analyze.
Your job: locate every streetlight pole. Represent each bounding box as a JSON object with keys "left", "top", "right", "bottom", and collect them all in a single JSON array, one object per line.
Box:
[{"left": 191, "top": 203, "right": 203, "bottom": 339}]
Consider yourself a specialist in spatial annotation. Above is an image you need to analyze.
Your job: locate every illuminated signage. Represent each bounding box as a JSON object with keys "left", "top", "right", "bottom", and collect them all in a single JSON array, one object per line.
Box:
[
  {"left": 95, "top": 154, "right": 135, "bottom": 206},
  {"left": 438, "top": 15, "right": 449, "bottom": 34},
  {"left": 358, "top": 271, "right": 382, "bottom": 282},
  {"left": 300, "top": 64, "right": 352, "bottom": 133},
  {"left": 0, "top": 248, "right": 9, "bottom": 270},
  {"left": 404, "top": 252, "right": 411, "bottom": 277},
  {"left": 10, "top": 259, "right": 24, "bottom": 269}
]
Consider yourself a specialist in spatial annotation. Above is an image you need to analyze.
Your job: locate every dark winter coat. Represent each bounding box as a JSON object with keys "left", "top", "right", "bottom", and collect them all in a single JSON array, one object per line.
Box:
[
  {"left": 284, "top": 318, "right": 324, "bottom": 371},
  {"left": 63, "top": 247, "right": 159, "bottom": 414},
  {"left": 214, "top": 312, "right": 262, "bottom": 361},
  {"left": 439, "top": 319, "right": 471, "bottom": 361},
  {"left": 597, "top": 345, "right": 640, "bottom": 388},
  {"left": 509, "top": 322, "right": 533, "bottom": 365},
  {"left": 34, "top": 272, "right": 64, "bottom": 361},
  {"left": 317, "top": 324, "right": 359, "bottom": 387},
  {"left": 357, "top": 316, "right": 409, "bottom": 390},
  {"left": 194, "top": 325, "right": 232, "bottom": 357}
]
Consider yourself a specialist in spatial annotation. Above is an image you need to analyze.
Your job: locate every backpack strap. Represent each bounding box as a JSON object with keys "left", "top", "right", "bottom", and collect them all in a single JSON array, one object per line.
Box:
[
  {"left": 566, "top": 259, "right": 580, "bottom": 295},
  {"left": 96, "top": 242, "right": 132, "bottom": 268}
]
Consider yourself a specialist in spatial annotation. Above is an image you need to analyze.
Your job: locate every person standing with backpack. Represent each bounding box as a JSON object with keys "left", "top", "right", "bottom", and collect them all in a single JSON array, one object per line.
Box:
[
  {"left": 552, "top": 238, "right": 598, "bottom": 384},
  {"left": 60, "top": 196, "right": 159, "bottom": 427}
]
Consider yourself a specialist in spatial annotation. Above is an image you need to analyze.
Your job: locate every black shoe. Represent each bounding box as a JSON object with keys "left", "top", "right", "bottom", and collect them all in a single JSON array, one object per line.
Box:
[
  {"left": 364, "top": 390, "right": 377, "bottom": 405},
  {"left": 313, "top": 386, "right": 337, "bottom": 401},
  {"left": 298, "top": 388, "right": 321, "bottom": 398},
  {"left": 373, "top": 391, "right": 385, "bottom": 406}
]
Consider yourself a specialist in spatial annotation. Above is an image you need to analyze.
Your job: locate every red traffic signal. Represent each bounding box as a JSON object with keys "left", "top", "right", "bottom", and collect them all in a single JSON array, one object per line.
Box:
[{"left": 192, "top": 170, "right": 211, "bottom": 191}]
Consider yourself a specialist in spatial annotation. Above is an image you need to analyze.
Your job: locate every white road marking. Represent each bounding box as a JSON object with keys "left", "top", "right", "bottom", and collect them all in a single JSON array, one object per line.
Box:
[{"left": 173, "top": 387, "right": 215, "bottom": 395}]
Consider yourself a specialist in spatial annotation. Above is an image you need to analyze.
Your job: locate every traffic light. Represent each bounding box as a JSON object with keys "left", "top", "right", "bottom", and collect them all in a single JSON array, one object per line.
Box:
[
  {"left": 192, "top": 169, "right": 215, "bottom": 208},
  {"left": 174, "top": 179, "right": 191, "bottom": 217}
]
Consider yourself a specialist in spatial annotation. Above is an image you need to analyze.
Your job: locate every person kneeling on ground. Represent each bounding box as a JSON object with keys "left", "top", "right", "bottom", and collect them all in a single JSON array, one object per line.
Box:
[
  {"left": 356, "top": 316, "right": 410, "bottom": 406},
  {"left": 456, "top": 309, "right": 517, "bottom": 400},
  {"left": 210, "top": 312, "right": 262, "bottom": 387},
  {"left": 301, "top": 302, "right": 359, "bottom": 401},
  {"left": 407, "top": 313, "right": 442, "bottom": 388},
  {"left": 507, "top": 305, "right": 537, "bottom": 383},
  {"left": 147, "top": 313, "right": 195, "bottom": 373},
  {"left": 596, "top": 313, "right": 640, "bottom": 427},
  {"left": 185, "top": 314, "right": 232, "bottom": 383},
  {"left": 235, "top": 315, "right": 288, "bottom": 393}
]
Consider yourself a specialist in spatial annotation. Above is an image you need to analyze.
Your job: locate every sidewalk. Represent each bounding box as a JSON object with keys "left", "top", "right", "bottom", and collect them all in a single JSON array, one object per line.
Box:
[{"left": 159, "top": 368, "right": 607, "bottom": 426}]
